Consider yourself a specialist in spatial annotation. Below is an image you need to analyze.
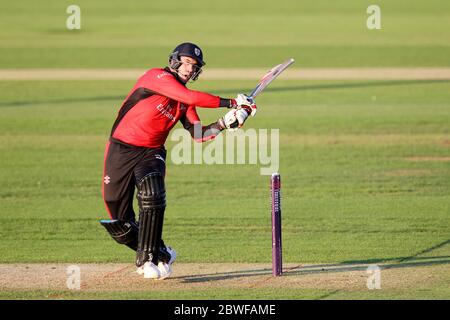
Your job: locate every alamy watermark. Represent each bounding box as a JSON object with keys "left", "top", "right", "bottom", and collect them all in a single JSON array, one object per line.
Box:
[
  {"left": 367, "top": 5, "right": 382, "bottom": 30},
  {"left": 170, "top": 124, "right": 279, "bottom": 175},
  {"left": 66, "top": 265, "right": 81, "bottom": 290},
  {"left": 66, "top": 5, "right": 81, "bottom": 30},
  {"left": 366, "top": 264, "right": 381, "bottom": 289}
]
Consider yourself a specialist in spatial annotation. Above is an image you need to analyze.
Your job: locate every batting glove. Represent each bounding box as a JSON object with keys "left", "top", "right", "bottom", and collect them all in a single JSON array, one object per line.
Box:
[
  {"left": 219, "top": 106, "right": 255, "bottom": 131},
  {"left": 235, "top": 93, "right": 254, "bottom": 107},
  {"left": 238, "top": 103, "right": 257, "bottom": 117}
]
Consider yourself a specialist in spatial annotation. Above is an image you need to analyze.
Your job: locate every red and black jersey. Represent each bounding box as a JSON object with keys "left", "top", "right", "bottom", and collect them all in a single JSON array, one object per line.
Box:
[{"left": 111, "top": 67, "right": 230, "bottom": 148}]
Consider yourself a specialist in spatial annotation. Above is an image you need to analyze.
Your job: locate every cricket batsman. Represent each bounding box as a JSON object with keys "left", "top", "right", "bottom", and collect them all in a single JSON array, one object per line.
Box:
[{"left": 99, "top": 42, "right": 257, "bottom": 279}]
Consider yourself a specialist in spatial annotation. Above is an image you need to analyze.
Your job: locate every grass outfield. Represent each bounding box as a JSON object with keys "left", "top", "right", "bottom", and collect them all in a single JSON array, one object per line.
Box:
[{"left": 0, "top": 79, "right": 449, "bottom": 299}]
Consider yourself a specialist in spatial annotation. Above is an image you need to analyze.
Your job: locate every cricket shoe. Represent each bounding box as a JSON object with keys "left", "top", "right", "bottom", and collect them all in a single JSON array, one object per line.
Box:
[
  {"left": 165, "top": 246, "right": 177, "bottom": 265},
  {"left": 136, "top": 261, "right": 160, "bottom": 279},
  {"left": 156, "top": 246, "right": 177, "bottom": 280},
  {"left": 156, "top": 262, "right": 172, "bottom": 280},
  {"left": 136, "top": 265, "right": 144, "bottom": 275}
]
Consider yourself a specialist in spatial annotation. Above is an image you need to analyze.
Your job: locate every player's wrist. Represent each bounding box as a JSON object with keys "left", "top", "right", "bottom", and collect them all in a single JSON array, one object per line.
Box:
[
  {"left": 217, "top": 118, "right": 227, "bottom": 130},
  {"left": 219, "top": 98, "right": 237, "bottom": 108}
]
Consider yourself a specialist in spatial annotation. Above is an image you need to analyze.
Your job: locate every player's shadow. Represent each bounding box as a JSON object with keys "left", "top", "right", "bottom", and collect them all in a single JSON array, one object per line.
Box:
[
  {"left": 287, "top": 256, "right": 450, "bottom": 277},
  {"left": 342, "top": 239, "right": 450, "bottom": 265},
  {"left": 213, "top": 79, "right": 450, "bottom": 96},
  {"left": 177, "top": 239, "right": 450, "bottom": 283},
  {"left": 173, "top": 267, "right": 274, "bottom": 283},
  {"left": 176, "top": 256, "right": 450, "bottom": 283}
]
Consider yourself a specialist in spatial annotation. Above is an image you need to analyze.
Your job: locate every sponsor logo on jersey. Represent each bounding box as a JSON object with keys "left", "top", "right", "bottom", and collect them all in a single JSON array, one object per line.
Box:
[
  {"left": 156, "top": 103, "right": 176, "bottom": 122},
  {"left": 157, "top": 71, "right": 171, "bottom": 79}
]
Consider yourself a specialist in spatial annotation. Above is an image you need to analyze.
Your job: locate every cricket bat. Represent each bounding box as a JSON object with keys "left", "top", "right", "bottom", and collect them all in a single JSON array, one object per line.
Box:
[{"left": 249, "top": 58, "right": 295, "bottom": 100}]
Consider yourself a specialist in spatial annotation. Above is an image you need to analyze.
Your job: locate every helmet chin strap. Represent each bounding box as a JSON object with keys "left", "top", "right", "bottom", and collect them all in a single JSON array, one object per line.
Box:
[
  {"left": 167, "top": 61, "right": 186, "bottom": 83},
  {"left": 170, "top": 63, "right": 201, "bottom": 83},
  {"left": 176, "top": 70, "right": 190, "bottom": 83},
  {"left": 168, "top": 53, "right": 202, "bottom": 82}
]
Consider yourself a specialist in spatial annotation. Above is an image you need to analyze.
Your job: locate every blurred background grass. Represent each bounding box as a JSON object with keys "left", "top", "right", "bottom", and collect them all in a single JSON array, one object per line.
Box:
[{"left": 0, "top": 0, "right": 449, "bottom": 68}]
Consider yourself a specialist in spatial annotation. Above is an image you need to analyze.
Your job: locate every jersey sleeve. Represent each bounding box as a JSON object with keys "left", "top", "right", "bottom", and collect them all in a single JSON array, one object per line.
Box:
[
  {"left": 142, "top": 70, "right": 222, "bottom": 108},
  {"left": 179, "top": 106, "right": 223, "bottom": 143},
  {"left": 185, "top": 105, "right": 201, "bottom": 123}
]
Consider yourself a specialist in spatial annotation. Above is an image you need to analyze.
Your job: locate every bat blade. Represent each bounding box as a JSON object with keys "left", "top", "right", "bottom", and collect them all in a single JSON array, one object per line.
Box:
[{"left": 249, "top": 58, "right": 295, "bottom": 99}]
